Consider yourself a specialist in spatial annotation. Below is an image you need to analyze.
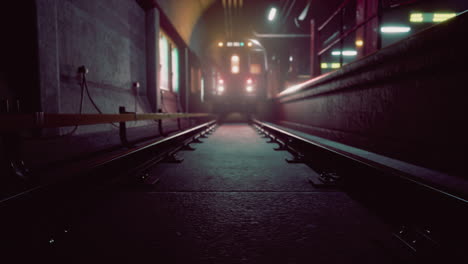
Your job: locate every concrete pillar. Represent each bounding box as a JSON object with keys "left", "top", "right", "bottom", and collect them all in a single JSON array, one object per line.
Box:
[
  {"left": 35, "top": 0, "right": 61, "bottom": 135},
  {"left": 35, "top": 0, "right": 60, "bottom": 114},
  {"left": 145, "top": 7, "right": 160, "bottom": 112}
]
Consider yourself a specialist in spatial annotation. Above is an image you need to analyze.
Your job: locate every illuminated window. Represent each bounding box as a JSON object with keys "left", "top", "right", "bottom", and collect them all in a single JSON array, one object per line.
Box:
[
  {"left": 160, "top": 31, "right": 180, "bottom": 93},
  {"left": 159, "top": 33, "right": 169, "bottom": 91},
  {"left": 171, "top": 47, "right": 179, "bottom": 93}
]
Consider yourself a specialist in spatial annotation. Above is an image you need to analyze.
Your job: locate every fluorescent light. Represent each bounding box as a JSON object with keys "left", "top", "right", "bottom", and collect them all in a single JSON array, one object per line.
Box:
[
  {"left": 231, "top": 55, "right": 239, "bottom": 62},
  {"left": 380, "top": 26, "right": 411, "bottom": 33},
  {"left": 218, "top": 86, "right": 224, "bottom": 92},
  {"left": 232, "top": 66, "right": 239, "bottom": 74},
  {"left": 227, "top": 42, "right": 233, "bottom": 47},
  {"left": 246, "top": 86, "right": 253, "bottom": 92},
  {"left": 342, "top": 50, "right": 357, "bottom": 56},
  {"left": 321, "top": 63, "right": 328, "bottom": 69},
  {"left": 268, "top": 7, "right": 277, "bottom": 21},
  {"left": 331, "top": 50, "right": 357, "bottom": 56}
]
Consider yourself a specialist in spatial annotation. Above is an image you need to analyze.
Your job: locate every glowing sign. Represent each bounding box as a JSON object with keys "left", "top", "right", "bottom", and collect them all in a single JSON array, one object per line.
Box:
[
  {"left": 410, "top": 13, "right": 456, "bottom": 23},
  {"left": 321, "top": 63, "right": 341, "bottom": 69},
  {"left": 433, "top": 13, "right": 456, "bottom": 22}
]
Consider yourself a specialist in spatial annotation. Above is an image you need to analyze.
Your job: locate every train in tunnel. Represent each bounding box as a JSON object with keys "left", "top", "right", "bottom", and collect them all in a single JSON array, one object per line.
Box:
[{"left": 211, "top": 40, "right": 268, "bottom": 116}]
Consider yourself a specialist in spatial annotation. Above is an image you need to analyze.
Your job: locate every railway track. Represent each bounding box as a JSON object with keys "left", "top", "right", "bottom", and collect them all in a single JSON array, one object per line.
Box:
[{"left": 1, "top": 119, "right": 466, "bottom": 263}]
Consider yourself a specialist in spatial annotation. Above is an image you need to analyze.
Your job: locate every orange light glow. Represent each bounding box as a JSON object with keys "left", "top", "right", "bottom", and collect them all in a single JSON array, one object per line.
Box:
[{"left": 218, "top": 42, "right": 224, "bottom": 47}]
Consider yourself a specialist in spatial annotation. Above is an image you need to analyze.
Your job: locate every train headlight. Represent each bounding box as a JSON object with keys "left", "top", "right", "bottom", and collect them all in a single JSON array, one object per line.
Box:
[{"left": 231, "top": 66, "right": 240, "bottom": 74}]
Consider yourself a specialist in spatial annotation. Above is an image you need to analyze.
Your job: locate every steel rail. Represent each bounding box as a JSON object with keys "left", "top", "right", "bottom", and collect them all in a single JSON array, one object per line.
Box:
[
  {"left": 0, "top": 120, "right": 217, "bottom": 206},
  {"left": 252, "top": 119, "right": 467, "bottom": 204}
]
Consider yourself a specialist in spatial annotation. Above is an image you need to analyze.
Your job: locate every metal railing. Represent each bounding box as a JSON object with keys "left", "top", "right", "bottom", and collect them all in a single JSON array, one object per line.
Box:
[{"left": 313, "top": 0, "right": 422, "bottom": 75}]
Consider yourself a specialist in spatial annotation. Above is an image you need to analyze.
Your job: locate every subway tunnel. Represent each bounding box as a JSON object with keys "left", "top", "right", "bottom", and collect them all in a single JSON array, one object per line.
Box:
[{"left": 0, "top": 0, "right": 467, "bottom": 263}]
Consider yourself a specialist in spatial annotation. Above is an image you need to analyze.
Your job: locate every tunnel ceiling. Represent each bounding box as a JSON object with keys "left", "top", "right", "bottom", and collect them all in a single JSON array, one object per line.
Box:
[{"left": 148, "top": 0, "right": 343, "bottom": 63}]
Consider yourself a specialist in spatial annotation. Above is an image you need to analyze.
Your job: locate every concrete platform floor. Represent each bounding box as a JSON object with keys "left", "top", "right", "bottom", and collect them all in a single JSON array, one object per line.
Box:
[{"left": 44, "top": 124, "right": 408, "bottom": 263}]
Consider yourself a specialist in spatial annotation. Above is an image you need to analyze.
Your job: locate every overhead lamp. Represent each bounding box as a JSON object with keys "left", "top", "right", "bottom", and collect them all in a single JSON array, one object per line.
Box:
[
  {"left": 355, "top": 39, "right": 364, "bottom": 47},
  {"left": 247, "top": 42, "right": 253, "bottom": 47},
  {"left": 332, "top": 50, "right": 357, "bottom": 56},
  {"left": 218, "top": 42, "right": 224, "bottom": 47},
  {"left": 268, "top": 7, "right": 277, "bottom": 21},
  {"left": 380, "top": 26, "right": 411, "bottom": 33}
]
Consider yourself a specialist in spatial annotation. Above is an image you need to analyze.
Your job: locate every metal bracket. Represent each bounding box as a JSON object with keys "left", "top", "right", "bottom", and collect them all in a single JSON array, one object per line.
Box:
[
  {"left": 285, "top": 154, "right": 306, "bottom": 163},
  {"left": 274, "top": 144, "right": 288, "bottom": 151},
  {"left": 9, "top": 160, "right": 31, "bottom": 181},
  {"left": 192, "top": 137, "right": 203, "bottom": 143},
  {"left": 180, "top": 144, "right": 196, "bottom": 151},
  {"left": 162, "top": 153, "right": 184, "bottom": 163},
  {"left": 119, "top": 106, "right": 134, "bottom": 147},
  {"left": 318, "top": 171, "right": 341, "bottom": 184}
]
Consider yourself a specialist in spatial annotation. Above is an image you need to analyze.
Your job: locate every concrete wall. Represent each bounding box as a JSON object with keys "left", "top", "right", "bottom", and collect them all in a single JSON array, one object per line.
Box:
[
  {"left": 54, "top": 0, "right": 151, "bottom": 134},
  {"left": 274, "top": 13, "right": 468, "bottom": 177}
]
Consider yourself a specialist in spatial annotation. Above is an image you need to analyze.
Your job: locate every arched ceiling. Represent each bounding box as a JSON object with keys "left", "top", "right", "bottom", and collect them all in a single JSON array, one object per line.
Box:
[
  {"left": 147, "top": 0, "right": 343, "bottom": 62},
  {"left": 153, "top": 0, "right": 216, "bottom": 45}
]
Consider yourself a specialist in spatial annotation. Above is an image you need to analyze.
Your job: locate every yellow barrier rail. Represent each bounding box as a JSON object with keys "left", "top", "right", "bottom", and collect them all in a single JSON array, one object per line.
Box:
[{"left": 0, "top": 112, "right": 213, "bottom": 132}]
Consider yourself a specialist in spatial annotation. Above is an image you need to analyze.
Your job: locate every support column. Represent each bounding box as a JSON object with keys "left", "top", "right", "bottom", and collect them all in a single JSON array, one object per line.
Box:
[
  {"left": 36, "top": 0, "right": 61, "bottom": 135},
  {"left": 35, "top": 0, "right": 60, "bottom": 114},
  {"left": 145, "top": 7, "right": 160, "bottom": 112},
  {"left": 310, "top": 19, "right": 320, "bottom": 77}
]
